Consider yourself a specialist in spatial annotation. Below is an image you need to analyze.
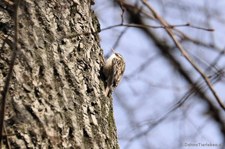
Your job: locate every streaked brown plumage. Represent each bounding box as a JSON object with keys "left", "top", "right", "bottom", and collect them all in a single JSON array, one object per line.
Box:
[{"left": 103, "top": 53, "right": 125, "bottom": 96}]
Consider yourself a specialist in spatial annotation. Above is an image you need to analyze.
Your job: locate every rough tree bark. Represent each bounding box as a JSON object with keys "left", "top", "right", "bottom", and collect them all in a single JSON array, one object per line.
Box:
[{"left": 0, "top": 0, "right": 119, "bottom": 148}]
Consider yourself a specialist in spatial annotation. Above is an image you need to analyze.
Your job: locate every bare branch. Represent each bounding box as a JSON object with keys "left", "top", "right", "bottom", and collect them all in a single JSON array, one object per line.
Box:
[{"left": 141, "top": 0, "right": 225, "bottom": 110}]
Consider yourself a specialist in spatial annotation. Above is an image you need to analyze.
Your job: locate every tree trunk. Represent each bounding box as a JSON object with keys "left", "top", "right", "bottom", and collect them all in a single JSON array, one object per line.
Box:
[{"left": 0, "top": 0, "right": 119, "bottom": 148}]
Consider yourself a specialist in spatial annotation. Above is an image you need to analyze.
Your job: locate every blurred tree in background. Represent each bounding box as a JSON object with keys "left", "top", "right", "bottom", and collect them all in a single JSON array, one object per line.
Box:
[{"left": 94, "top": 0, "right": 225, "bottom": 149}]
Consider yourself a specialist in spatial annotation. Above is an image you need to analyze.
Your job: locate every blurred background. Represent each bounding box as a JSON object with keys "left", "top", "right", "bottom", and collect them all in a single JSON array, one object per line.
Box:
[{"left": 93, "top": 0, "right": 225, "bottom": 149}]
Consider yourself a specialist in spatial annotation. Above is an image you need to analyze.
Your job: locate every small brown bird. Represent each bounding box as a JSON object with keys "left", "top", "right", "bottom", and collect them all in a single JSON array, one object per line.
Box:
[{"left": 103, "top": 51, "right": 125, "bottom": 96}]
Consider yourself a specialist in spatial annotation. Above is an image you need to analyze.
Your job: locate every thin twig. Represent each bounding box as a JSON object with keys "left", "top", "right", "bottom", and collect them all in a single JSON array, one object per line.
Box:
[
  {"left": 141, "top": 0, "right": 225, "bottom": 110},
  {"left": 118, "top": 0, "right": 125, "bottom": 24},
  {"left": 63, "top": 22, "right": 213, "bottom": 41},
  {"left": 112, "top": 27, "right": 128, "bottom": 49},
  {"left": 101, "top": 23, "right": 213, "bottom": 31},
  {"left": 0, "top": 0, "right": 21, "bottom": 147},
  {"left": 175, "top": 29, "right": 222, "bottom": 53}
]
